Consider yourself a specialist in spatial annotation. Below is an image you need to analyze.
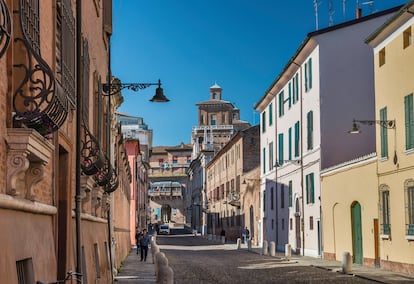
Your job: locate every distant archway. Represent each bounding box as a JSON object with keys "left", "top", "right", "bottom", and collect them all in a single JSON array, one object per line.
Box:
[{"left": 161, "top": 204, "right": 171, "bottom": 223}]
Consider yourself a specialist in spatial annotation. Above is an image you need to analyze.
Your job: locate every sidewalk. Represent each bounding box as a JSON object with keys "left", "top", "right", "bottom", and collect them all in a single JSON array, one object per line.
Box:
[
  {"left": 246, "top": 244, "right": 414, "bottom": 284},
  {"left": 114, "top": 245, "right": 156, "bottom": 283}
]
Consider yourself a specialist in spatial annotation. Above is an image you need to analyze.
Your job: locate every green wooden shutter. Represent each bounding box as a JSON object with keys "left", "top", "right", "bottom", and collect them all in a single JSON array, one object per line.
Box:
[
  {"left": 278, "top": 133, "right": 284, "bottom": 166},
  {"left": 262, "top": 111, "right": 266, "bottom": 133},
  {"left": 310, "top": 173, "right": 314, "bottom": 203},
  {"left": 380, "top": 107, "right": 388, "bottom": 158},
  {"left": 263, "top": 147, "right": 266, "bottom": 174},
  {"left": 307, "top": 111, "right": 313, "bottom": 150},
  {"left": 294, "top": 121, "right": 300, "bottom": 157},
  {"left": 295, "top": 73, "right": 299, "bottom": 102},
  {"left": 288, "top": 180, "right": 293, "bottom": 207},
  {"left": 308, "top": 58, "right": 312, "bottom": 90},
  {"left": 278, "top": 91, "right": 284, "bottom": 117},
  {"left": 405, "top": 94, "right": 414, "bottom": 150},
  {"left": 288, "top": 127, "right": 292, "bottom": 160},
  {"left": 304, "top": 62, "right": 308, "bottom": 92},
  {"left": 269, "top": 103, "right": 273, "bottom": 126},
  {"left": 288, "top": 82, "right": 292, "bottom": 107}
]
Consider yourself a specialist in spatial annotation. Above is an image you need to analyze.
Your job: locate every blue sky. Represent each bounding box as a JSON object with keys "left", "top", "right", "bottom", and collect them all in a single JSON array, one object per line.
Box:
[{"left": 111, "top": 0, "right": 407, "bottom": 146}]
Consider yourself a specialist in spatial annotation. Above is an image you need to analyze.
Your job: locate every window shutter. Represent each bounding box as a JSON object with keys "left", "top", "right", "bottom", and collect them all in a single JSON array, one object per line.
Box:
[
  {"left": 304, "top": 62, "right": 308, "bottom": 92},
  {"left": 288, "top": 127, "right": 292, "bottom": 160},
  {"left": 380, "top": 107, "right": 388, "bottom": 158},
  {"left": 278, "top": 133, "right": 284, "bottom": 166},
  {"left": 308, "top": 58, "right": 313, "bottom": 89}
]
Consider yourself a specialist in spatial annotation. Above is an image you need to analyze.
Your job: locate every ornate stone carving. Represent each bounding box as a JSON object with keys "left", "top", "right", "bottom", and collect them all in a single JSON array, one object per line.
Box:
[{"left": 6, "top": 128, "right": 54, "bottom": 200}]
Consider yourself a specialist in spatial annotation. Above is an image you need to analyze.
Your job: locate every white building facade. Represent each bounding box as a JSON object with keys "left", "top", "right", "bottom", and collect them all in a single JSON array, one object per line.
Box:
[{"left": 255, "top": 7, "right": 399, "bottom": 257}]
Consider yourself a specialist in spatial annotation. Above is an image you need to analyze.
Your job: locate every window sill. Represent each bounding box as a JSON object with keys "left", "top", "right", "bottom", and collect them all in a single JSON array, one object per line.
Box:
[
  {"left": 405, "top": 235, "right": 414, "bottom": 241},
  {"left": 380, "top": 234, "right": 390, "bottom": 240}
]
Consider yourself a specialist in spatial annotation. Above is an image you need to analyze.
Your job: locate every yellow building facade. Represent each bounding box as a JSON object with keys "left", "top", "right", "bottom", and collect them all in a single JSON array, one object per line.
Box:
[{"left": 366, "top": 0, "right": 414, "bottom": 273}]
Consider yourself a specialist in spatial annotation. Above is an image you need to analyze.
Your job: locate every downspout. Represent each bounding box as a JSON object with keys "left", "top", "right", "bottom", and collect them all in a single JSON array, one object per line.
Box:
[{"left": 75, "top": 0, "right": 83, "bottom": 279}]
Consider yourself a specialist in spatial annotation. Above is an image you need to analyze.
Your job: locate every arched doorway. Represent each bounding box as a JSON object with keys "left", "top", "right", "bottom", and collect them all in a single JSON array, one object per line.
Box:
[
  {"left": 351, "top": 202, "right": 363, "bottom": 264},
  {"left": 161, "top": 204, "right": 171, "bottom": 223}
]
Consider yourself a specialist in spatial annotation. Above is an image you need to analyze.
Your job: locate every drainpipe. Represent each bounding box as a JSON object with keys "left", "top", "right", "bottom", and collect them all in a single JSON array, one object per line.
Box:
[{"left": 75, "top": 0, "right": 83, "bottom": 279}]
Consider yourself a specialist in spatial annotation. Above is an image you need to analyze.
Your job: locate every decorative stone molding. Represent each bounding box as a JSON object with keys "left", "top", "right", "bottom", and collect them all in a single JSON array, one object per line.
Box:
[
  {"left": 81, "top": 176, "right": 95, "bottom": 212},
  {"left": 6, "top": 128, "right": 54, "bottom": 200},
  {"left": 92, "top": 186, "right": 104, "bottom": 216},
  {"left": 102, "top": 193, "right": 110, "bottom": 216}
]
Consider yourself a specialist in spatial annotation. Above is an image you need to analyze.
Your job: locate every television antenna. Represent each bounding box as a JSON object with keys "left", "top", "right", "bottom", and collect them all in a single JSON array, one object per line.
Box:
[
  {"left": 328, "top": 0, "right": 335, "bottom": 26},
  {"left": 357, "top": 0, "right": 375, "bottom": 14},
  {"left": 313, "top": 0, "right": 322, "bottom": 30}
]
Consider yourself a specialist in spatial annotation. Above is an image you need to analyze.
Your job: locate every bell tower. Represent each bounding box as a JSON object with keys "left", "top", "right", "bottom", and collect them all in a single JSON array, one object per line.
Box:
[{"left": 210, "top": 82, "right": 222, "bottom": 100}]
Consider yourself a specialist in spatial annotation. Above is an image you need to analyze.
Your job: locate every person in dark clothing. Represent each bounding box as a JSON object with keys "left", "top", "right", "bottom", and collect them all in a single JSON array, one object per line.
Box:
[
  {"left": 135, "top": 227, "right": 141, "bottom": 254},
  {"left": 139, "top": 229, "right": 151, "bottom": 261}
]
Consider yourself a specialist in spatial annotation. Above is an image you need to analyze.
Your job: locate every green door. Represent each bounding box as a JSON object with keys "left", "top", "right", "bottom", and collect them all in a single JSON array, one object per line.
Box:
[{"left": 352, "top": 202, "right": 363, "bottom": 264}]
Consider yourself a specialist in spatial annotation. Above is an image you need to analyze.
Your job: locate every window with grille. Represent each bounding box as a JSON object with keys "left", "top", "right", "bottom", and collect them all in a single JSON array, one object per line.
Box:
[
  {"left": 16, "top": 258, "right": 34, "bottom": 284},
  {"left": 94, "top": 243, "right": 100, "bottom": 278},
  {"left": 82, "top": 39, "right": 90, "bottom": 122},
  {"left": 379, "top": 186, "right": 391, "bottom": 235},
  {"left": 405, "top": 180, "right": 414, "bottom": 236}
]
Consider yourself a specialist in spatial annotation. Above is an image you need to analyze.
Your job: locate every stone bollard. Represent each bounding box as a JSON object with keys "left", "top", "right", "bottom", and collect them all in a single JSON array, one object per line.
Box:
[
  {"left": 342, "top": 252, "right": 352, "bottom": 274},
  {"left": 237, "top": 238, "right": 241, "bottom": 249},
  {"left": 159, "top": 265, "right": 174, "bottom": 284},
  {"left": 221, "top": 236, "right": 225, "bottom": 244},
  {"left": 247, "top": 239, "right": 252, "bottom": 251},
  {"left": 152, "top": 245, "right": 160, "bottom": 264},
  {"left": 155, "top": 252, "right": 168, "bottom": 281},
  {"left": 270, "top": 241, "right": 276, "bottom": 256},
  {"left": 262, "top": 240, "right": 268, "bottom": 256},
  {"left": 285, "top": 244, "right": 291, "bottom": 261}
]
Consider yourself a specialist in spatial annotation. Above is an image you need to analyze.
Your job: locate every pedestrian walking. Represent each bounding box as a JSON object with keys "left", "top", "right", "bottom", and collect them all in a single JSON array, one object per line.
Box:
[
  {"left": 139, "top": 229, "right": 151, "bottom": 261},
  {"left": 135, "top": 227, "right": 141, "bottom": 254},
  {"left": 243, "top": 227, "right": 249, "bottom": 244}
]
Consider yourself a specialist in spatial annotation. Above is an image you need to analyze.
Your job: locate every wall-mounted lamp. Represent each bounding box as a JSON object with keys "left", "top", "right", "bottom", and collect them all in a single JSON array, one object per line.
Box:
[
  {"left": 348, "top": 118, "right": 395, "bottom": 134},
  {"left": 102, "top": 79, "right": 170, "bottom": 102},
  {"left": 274, "top": 159, "right": 302, "bottom": 168},
  {"left": 349, "top": 118, "right": 398, "bottom": 164}
]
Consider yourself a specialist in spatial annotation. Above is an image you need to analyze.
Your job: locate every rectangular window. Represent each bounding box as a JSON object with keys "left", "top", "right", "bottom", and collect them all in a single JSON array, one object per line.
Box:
[
  {"left": 306, "top": 173, "right": 315, "bottom": 204},
  {"left": 288, "top": 180, "right": 293, "bottom": 207},
  {"left": 211, "top": 114, "right": 217, "bottom": 125},
  {"left": 380, "top": 190, "right": 391, "bottom": 235},
  {"left": 16, "top": 258, "right": 34, "bottom": 284},
  {"left": 380, "top": 107, "right": 388, "bottom": 159},
  {"left": 94, "top": 243, "right": 101, "bottom": 278},
  {"left": 173, "top": 156, "right": 178, "bottom": 164},
  {"left": 404, "top": 27, "right": 412, "bottom": 49},
  {"left": 269, "top": 142, "right": 274, "bottom": 171},
  {"left": 309, "top": 216, "right": 314, "bottom": 230},
  {"left": 271, "top": 187, "right": 274, "bottom": 210},
  {"left": 307, "top": 111, "right": 313, "bottom": 150},
  {"left": 278, "top": 133, "right": 284, "bottom": 166},
  {"left": 262, "top": 111, "right": 266, "bottom": 133},
  {"left": 263, "top": 190, "right": 266, "bottom": 212},
  {"left": 262, "top": 148, "right": 266, "bottom": 174},
  {"left": 278, "top": 91, "right": 285, "bottom": 117},
  {"left": 269, "top": 103, "right": 273, "bottom": 126},
  {"left": 290, "top": 218, "right": 293, "bottom": 230},
  {"left": 281, "top": 184, "right": 285, "bottom": 209},
  {"left": 405, "top": 94, "right": 414, "bottom": 150},
  {"left": 294, "top": 121, "right": 300, "bottom": 157},
  {"left": 288, "top": 127, "right": 292, "bottom": 160},
  {"left": 379, "top": 48, "right": 385, "bottom": 67}
]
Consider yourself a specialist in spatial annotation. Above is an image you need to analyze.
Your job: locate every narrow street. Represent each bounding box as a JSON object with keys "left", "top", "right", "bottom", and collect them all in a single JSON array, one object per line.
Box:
[{"left": 156, "top": 235, "right": 374, "bottom": 284}]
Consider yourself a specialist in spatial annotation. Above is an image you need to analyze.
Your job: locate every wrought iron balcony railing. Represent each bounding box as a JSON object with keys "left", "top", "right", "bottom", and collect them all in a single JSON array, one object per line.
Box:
[
  {"left": 12, "top": 0, "right": 69, "bottom": 136},
  {"left": 94, "top": 154, "right": 119, "bottom": 193},
  {"left": 0, "top": 0, "right": 11, "bottom": 58},
  {"left": 80, "top": 120, "right": 104, "bottom": 176}
]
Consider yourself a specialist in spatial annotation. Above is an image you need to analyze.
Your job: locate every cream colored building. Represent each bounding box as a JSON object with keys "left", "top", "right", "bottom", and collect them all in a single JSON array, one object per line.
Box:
[
  {"left": 321, "top": 154, "right": 378, "bottom": 265},
  {"left": 205, "top": 125, "right": 260, "bottom": 241},
  {"left": 365, "top": 0, "right": 414, "bottom": 273}
]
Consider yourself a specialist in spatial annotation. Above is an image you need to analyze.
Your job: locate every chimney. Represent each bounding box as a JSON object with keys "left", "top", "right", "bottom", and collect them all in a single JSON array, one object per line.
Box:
[{"left": 356, "top": 8, "right": 362, "bottom": 19}]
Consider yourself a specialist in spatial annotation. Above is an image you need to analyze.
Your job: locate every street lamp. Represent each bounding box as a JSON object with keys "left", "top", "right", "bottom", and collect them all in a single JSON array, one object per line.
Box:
[
  {"left": 102, "top": 79, "right": 170, "bottom": 102},
  {"left": 348, "top": 119, "right": 395, "bottom": 134},
  {"left": 348, "top": 118, "right": 397, "bottom": 164}
]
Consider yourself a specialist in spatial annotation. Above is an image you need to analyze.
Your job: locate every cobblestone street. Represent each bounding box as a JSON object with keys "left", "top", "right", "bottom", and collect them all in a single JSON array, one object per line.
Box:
[{"left": 156, "top": 235, "right": 377, "bottom": 284}]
